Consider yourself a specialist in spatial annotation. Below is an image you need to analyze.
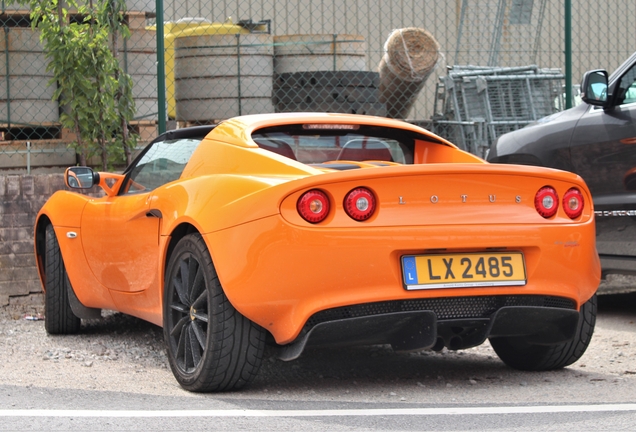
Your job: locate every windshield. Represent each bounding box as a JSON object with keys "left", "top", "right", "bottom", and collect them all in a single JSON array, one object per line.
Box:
[{"left": 251, "top": 124, "right": 415, "bottom": 165}]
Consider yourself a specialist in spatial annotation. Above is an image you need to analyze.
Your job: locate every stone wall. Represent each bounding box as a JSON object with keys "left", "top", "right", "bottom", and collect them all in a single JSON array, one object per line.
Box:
[{"left": 0, "top": 174, "right": 67, "bottom": 307}]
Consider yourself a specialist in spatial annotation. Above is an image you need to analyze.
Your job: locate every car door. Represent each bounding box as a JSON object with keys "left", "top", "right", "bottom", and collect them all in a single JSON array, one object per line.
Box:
[
  {"left": 81, "top": 137, "right": 202, "bottom": 293},
  {"left": 81, "top": 193, "right": 159, "bottom": 293},
  {"left": 570, "top": 61, "right": 636, "bottom": 259}
]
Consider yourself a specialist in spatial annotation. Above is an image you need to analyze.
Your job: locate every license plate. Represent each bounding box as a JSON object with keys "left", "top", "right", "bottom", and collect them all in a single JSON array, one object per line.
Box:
[{"left": 401, "top": 252, "right": 526, "bottom": 290}]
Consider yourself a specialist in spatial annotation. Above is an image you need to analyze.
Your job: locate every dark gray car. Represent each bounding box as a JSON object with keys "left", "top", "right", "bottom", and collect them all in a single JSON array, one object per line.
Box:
[{"left": 488, "top": 51, "right": 636, "bottom": 277}]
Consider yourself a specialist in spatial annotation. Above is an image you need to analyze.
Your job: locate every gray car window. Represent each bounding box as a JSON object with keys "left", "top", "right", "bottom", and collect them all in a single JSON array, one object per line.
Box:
[
  {"left": 617, "top": 64, "right": 636, "bottom": 105},
  {"left": 123, "top": 138, "right": 201, "bottom": 194}
]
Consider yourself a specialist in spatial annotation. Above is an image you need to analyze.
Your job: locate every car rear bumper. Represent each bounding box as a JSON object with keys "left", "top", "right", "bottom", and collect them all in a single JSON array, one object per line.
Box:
[
  {"left": 205, "top": 215, "right": 600, "bottom": 344},
  {"left": 275, "top": 296, "right": 579, "bottom": 360}
]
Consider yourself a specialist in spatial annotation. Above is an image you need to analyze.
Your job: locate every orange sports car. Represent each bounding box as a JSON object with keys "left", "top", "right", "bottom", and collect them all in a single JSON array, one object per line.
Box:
[{"left": 34, "top": 113, "right": 600, "bottom": 392}]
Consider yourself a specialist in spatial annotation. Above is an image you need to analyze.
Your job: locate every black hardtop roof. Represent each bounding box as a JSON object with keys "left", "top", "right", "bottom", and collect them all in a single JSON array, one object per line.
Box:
[{"left": 150, "top": 125, "right": 217, "bottom": 144}]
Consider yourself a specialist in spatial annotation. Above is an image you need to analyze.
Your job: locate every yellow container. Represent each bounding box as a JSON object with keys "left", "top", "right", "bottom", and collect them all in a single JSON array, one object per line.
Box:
[{"left": 149, "top": 18, "right": 267, "bottom": 119}]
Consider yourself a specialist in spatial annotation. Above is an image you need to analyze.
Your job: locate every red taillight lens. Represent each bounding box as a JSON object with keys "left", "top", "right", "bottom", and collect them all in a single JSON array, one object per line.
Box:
[
  {"left": 344, "top": 187, "right": 376, "bottom": 221},
  {"left": 562, "top": 187, "right": 584, "bottom": 219},
  {"left": 297, "top": 189, "right": 330, "bottom": 223},
  {"left": 535, "top": 186, "right": 558, "bottom": 218}
]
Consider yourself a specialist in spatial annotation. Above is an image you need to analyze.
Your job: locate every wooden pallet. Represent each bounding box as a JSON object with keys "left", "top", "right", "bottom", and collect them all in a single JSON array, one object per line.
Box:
[
  {"left": 0, "top": 123, "right": 62, "bottom": 143},
  {"left": 62, "top": 121, "right": 157, "bottom": 144},
  {"left": 0, "top": 120, "right": 155, "bottom": 145},
  {"left": 129, "top": 120, "right": 157, "bottom": 142},
  {"left": 0, "top": 11, "right": 30, "bottom": 27},
  {"left": 125, "top": 11, "right": 150, "bottom": 31},
  {"left": 0, "top": 139, "right": 76, "bottom": 169}
]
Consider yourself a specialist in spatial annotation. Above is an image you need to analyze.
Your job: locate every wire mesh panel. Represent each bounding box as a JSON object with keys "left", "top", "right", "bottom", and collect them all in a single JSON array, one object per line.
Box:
[
  {"left": 0, "top": 8, "right": 70, "bottom": 171},
  {"left": 174, "top": 31, "right": 275, "bottom": 121},
  {"left": 0, "top": 0, "right": 158, "bottom": 171},
  {"left": 432, "top": 66, "right": 564, "bottom": 156},
  {"left": 454, "top": 0, "right": 552, "bottom": 67},
  {"left": 165, "top": 2, "right": 448, "bottom": 126},
  {"left": 0, "top": 0, "right": 635, "bottom": 171}
]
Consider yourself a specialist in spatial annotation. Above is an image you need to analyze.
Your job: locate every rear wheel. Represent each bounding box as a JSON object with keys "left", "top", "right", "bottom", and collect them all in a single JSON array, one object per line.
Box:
[
  {"left": 44, "top": 224, "right": 81, "bottom": 334},
  {"left": 163, "top": 233, "right": 266, "bottom": 392},
  {"left": 490, "top": 294, "right": 597, "bottom": 371}
]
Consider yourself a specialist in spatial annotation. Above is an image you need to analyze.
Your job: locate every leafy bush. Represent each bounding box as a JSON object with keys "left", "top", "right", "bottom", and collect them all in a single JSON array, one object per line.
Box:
[{"left": 26, "top": 0, "right": 138, "bottom": 168}]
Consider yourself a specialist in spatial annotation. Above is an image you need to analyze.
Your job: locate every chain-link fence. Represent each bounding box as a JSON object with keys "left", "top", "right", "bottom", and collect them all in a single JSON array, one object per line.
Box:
[{"left": 0, "top": 0, "right": 634, "bottom": 170}]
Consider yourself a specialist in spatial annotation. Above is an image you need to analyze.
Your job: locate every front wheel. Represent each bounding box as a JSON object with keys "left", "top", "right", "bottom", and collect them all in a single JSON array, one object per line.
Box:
[
  {"left": 163, "top": 233, "right": 266, "bottom": 392},
  {"left": 44, "top": 224, "right": 81, "bottom": 334},
  {"left": 490, "top": 294, "right": 597, "bottom": 371}
]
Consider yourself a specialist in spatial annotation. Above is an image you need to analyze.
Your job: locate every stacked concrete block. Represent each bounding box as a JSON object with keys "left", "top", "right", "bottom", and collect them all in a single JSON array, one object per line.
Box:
[
  {"left": 0, "top": 1, "right": 158, "bottom": 171},
  {"left": 0, "top": 174, "right": 65, "bottom": 305},
  {"left": 273, "top": 34, "right": 367, "bottom": 74},
  {"left": 0, "top": 174, "right": 106, "bottom": 307},
  {"left": 0, "top": 161, "right": 88, "bottom": 313},
  {"left": 0, "top": 27, "right": 59, "bottom": 125},
  {"left": 119, "top": 28, "right": 159, "bottom": 122},
  {"left": 175, "top": 33, "right": 275, "bottom": 122}
]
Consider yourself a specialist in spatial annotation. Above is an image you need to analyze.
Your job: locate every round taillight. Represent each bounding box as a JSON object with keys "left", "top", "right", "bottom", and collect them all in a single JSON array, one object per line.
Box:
[
  {"left": 563, "top": 187, "right": 584, "bottom": 219},
  {"left": 297, "top": 189, "right": 330, "bottom": 223},
  {"left": 344, "top": 187, "right": 376, "bottom": 221},
  {"left": 535, "top": 186, "right": 559, "bottom": 218}
]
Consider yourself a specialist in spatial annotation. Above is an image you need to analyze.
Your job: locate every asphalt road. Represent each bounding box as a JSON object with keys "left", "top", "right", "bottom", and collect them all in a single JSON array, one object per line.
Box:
[{"left": 1, "top": 292, "right": 635, "bottom": 431}]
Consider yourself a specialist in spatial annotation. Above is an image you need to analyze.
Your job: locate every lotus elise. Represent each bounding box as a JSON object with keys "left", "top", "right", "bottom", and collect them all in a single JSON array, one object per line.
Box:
[{"left": 34, "top": 113, "right": 600, "bottom": 392}]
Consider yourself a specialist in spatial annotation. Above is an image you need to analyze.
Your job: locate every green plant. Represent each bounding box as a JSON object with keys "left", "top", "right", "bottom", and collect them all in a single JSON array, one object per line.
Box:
[{"left": 26, "top": 0, "right": 138, "bottom": 169}]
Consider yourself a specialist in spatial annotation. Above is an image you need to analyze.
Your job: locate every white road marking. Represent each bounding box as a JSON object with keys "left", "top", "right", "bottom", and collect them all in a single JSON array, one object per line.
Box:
[{"left": 0, "top": 404, "right": 636, "bottom": 417}]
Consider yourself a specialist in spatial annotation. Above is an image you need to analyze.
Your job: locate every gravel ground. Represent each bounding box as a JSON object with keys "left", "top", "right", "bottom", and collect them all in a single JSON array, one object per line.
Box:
[{"left": 0, "top": 294, "right": 635, "bottom": 403}]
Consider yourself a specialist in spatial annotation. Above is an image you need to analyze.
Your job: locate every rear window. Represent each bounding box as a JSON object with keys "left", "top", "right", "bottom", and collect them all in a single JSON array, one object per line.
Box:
[{"left": 251, "top": 124, "right": 415, "bottom": 165}]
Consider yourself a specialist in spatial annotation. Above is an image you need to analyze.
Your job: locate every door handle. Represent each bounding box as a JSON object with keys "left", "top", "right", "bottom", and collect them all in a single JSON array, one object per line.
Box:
[{"left": 146, "top": 209, "right": 163, "bottom": 218}]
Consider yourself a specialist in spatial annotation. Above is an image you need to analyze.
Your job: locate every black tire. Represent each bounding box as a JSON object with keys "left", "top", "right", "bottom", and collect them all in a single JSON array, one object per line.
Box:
[
  {"left": 44, "top": 224, "right": 81, "bottom": 334},
  {"left": 490, "top": 294, "right": 597, "bottom": 371},
  {"left": 274, "top": 71, "right": 380, "bottom": 89},
  {"left": 163, "top": 233, "right": 266, "bottom": 392}
]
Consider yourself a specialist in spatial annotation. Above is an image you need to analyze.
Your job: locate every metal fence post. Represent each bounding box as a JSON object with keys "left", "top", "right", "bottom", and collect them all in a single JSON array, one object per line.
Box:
[
  {"left": 236, "top": 34, "right": 242, "bottom": 116},
  {"left": 156, "top": 0, "right": 166, "bottom": 134},
  {"left": 26, "top": 141, "right": 31, "bottom": 174},
  {"left": 4, "top": 26, "right": 10, "bottom": 128},
  {"left": 564, "top": 0, "right": 572, "bottom": 109}
]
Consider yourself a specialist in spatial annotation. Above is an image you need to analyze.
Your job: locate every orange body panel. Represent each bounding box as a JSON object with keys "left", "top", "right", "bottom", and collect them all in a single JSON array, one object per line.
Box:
[
  {"left": 34, "top": 113, "right": 600, "bottom": 339},
  {"left": 201, "top": 165, "right": 598, "bottom": 344},
  {"left": 207, "top": 218, "right": 598, "bottom": 344}
]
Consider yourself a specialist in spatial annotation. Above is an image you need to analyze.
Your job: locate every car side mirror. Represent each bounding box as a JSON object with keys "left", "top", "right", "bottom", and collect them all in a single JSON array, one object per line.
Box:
[
  {"left": 581, "top": 69, "right": 609, "bottom": 106},
  {"left": 65, "top": 166, "right": 100, "bottom": 189}
]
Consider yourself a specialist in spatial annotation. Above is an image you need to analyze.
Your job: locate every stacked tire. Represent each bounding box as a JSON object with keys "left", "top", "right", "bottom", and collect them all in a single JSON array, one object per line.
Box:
[{"left": 273, "top": 71, "right": 386, "bottom": 116}]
